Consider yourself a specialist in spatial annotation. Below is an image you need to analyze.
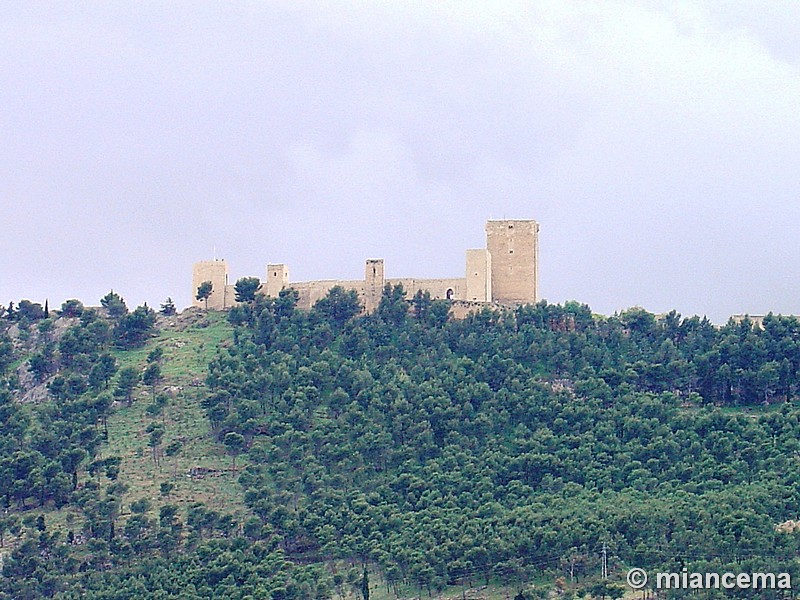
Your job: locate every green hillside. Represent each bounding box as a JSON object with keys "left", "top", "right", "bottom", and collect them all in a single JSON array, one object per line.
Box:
[
  {"left": 104, "top": 308, "right": 242, "bottom": 514},
  {"left": 2, "top": 290, "right": 800, "bottom": 599}
]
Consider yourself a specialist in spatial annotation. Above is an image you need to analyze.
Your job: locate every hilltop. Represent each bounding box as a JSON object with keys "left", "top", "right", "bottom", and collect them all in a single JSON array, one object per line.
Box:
[
  {"left": 2, "top": 289, "right": 800, "bottom": 599},
  {"left": 1, "top": 302, "right": 242, "bottom": 520}
]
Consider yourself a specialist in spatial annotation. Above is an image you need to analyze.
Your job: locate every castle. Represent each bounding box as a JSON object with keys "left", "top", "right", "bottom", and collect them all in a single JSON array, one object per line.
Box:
[{"left": 191, "top": 219, "right": 539, "bottom": 313}]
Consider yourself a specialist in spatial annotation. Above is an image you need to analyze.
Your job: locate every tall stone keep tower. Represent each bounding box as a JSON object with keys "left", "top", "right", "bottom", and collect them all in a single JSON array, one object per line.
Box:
[
  {"left": 486, "top": 219, "right": 539, "bottom": 304},
  {"left": 192, "top": 259, "right": 229, "bottom": 310}
]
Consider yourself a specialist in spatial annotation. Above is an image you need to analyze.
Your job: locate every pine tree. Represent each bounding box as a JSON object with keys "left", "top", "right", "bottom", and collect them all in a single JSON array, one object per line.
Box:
[
  {"left": 159, "top": 297, "right": 177, "bottom": 316},
  {"left": 196, "top": 282, "right": 213, "bottom": 310}
]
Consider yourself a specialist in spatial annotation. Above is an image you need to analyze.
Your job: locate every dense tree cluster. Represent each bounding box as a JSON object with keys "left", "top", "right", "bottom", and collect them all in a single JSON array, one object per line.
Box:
[
  {"left": 0, "top": 307, "right": 123, "bottom": 514},
  {"left": 202, "top": 286, "right": 800, "bottom": 595},
  {"left": 5, "top": 283, "right": 800, "bottom": 598},
  {"left": 0, "top": 293, "right": 333, "bottom": 599},
  {"left": 1, "top": 508, "right": 331, "bottom": 600}
]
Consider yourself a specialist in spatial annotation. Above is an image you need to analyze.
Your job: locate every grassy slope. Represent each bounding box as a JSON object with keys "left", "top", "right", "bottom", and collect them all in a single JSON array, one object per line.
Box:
[
  {"left": 1, "top": 310, "right": 244, "bottom": 549},
  {"left": 100, "top": 309, "right": 248, "bottom": 518}
]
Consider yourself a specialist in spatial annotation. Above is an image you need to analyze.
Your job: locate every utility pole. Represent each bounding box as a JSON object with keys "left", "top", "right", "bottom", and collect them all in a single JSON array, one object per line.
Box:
[{"left": 601, "top": 542, "right": 608, "bottom": 580}]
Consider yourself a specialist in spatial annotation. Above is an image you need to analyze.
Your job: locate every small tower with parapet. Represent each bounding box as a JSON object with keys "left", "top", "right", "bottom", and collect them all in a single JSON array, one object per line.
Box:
[
  {"left": 265, "top": 264, "right": 289, "bottom": 297},
  {"left": 364, "top": 259, "right": 385, "bottom": 313},
  {"left": 485, "top": 219, "right": 539, "bottom": 304}
]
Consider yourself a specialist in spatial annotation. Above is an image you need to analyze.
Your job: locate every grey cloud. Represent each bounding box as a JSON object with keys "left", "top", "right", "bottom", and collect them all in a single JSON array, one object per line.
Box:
[{"left": 1, "top": 1, "right": 799, "bottom": 322}]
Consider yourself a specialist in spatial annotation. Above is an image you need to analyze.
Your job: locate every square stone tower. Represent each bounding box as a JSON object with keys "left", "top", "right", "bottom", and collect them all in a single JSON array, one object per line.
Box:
[
  {"left": 485, "top": 219, "right": 539, "bottom": 304},
  {"left": 265, "top": 264, "right": 289, "bottom": 297},
  {"left": 192, "top": 259, "right": 229, "bottom": 309}
]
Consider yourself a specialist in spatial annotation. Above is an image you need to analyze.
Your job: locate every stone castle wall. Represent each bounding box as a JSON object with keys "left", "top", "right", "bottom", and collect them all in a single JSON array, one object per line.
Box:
[
  {"left": 291, "top": 280, "right": 366, "bottom": 310},
  {"left": 386, "top": 278, "right": 465, "bottom": 301},
  {"left": 191, "top": 219, "right": 539, "bottom": 313}
]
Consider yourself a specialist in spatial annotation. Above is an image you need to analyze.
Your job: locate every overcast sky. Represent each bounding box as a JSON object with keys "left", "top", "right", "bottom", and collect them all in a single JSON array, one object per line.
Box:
[{"left": 2, "top": 1, "right": 799, "bottom": 322}]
